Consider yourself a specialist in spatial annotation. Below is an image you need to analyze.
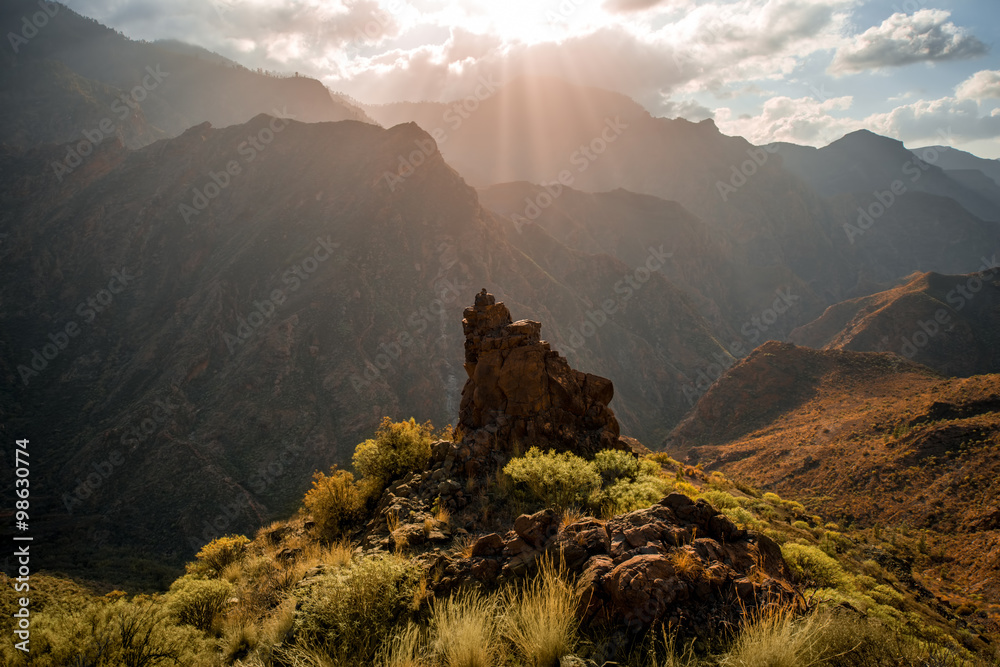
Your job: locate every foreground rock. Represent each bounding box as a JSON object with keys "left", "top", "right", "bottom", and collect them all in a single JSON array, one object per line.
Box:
[{"left": 430, "top": 493, "right": 799, "bottom": 636}]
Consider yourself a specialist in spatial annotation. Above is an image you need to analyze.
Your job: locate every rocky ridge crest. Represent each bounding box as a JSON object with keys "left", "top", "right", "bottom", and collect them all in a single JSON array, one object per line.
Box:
[{"left": 357, "top": 292, "right": 800, "bottom": 638}]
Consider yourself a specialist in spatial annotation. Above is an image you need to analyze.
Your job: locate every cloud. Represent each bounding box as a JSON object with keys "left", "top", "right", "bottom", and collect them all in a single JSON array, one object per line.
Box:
[
  {"left": 865, "top": 96, "right": 1000, "bottom": 144},
  {"left": 660, "top": 98, "right": 714, "bottom": 121},
  {"left": 956, "top": 69, "right": 1000, "bottom": 101},
  {"left": 830, "top": 9, "right": 988, "bottom": 74},
  {"left": 715, "top": 95, "right": 861, "bottom": 145},
  {"left": 718, "top": 92, "right": 1000, "bottom": 149}
]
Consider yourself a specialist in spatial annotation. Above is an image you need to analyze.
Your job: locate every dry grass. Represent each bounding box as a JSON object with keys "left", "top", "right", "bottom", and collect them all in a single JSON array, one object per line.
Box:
[
  {"left": 719, "top": 606, "right": 833, "bottom": 667},
  {"left": 502, "top": 557, "right": 584, "bottom": 667},
  {"left": 560, "top": 506, "right": 586, "bottom": 530},
  {"left": 378, "top": 622, "right": 427, "bottom": 667},
  {"left": 431, "top": 592, "right": 500, "bottom": 667},
  {"left": 435, "top": 505, "right": 451, "bottom": 526},
  {"left": 453, "top": 534, "right": 476, "bottom": 558},
  {"left": 668, "top": 548, "right": 704, "bottom": 581}
]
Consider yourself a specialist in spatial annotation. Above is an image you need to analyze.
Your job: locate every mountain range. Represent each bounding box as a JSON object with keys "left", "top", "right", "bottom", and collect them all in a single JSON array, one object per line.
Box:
[{"left": 1, "top": 0, "right": 999, "bottom": 601}]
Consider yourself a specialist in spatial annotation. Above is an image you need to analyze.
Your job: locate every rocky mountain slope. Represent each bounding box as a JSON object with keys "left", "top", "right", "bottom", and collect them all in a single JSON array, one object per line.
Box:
[
  {"left": 0, "top": 113, "right": 747, "bottom": 577},
  {"left": 666, "top": 341, "right": 1000, "bottom": 621},
  {"left": 775, "top": 130, "right": 1000, "bottom": 222},
  {"left": 790, "top": 269, "right": 1000, "bottom": 377},
  {"left": 371, "top": 77, "right": 1000, "bottom": 315},
  {"left": 0, "top": 0, "right": 372, "bottom": 150}
]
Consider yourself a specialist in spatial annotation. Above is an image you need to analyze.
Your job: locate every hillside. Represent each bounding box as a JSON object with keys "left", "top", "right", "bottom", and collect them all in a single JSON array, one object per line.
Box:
[
  {"left": 790, "top": 270, "right": 1000, "bottom": 377},
  {"left": 667, "top": 341, "right": 1000, "bottom": 624},
  {"left": 775, "top": 131, "right": 1000, "bottom": 222},
  {"left": 1, "top": 297, "right": 995, "bottom": 665},
  {"left": 371, "top": 77, "right": 1000, "bottom": 315},
  {"left": 0, "top": 114, "right": 745, "bottom": 580},
  {"left": 0, "top": 0, "right": 373, "bottom": 150}
]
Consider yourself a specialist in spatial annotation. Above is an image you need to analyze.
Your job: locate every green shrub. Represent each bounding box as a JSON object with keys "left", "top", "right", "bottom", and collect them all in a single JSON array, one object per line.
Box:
[
  {"left": 782, "top": 543, "right": 850, "bottom": 590},
  {"left": 722, "top": 506, "right": 767, "bottom": 531},
  {"left": 792, "top": 520, "right": 811, "bottom": 531},
  {"left": 699, "top": 490, "right": 740, "bottom": 510},
  {"left": 821, "top": 530, "right": 853, "bottom": 555},
  {"left": 294, "top": 554, "right": 424, "bottom": 662},
  {"left": 593, "top": 475, "right": 669, "bottom": 516},
  {"left": 303, "top": 466, "right": 368, "bottom": 538},
  {"left": 167, "top": 575, "right": 233, "bottom": 631},
  {"left": 0, "top": 596, "right": 215, "bottom": 667},
  {"left": 503, "top": 448, "right": 601, "bottom": 510},
  {"left": 191, "top": 535, "right": 250, "bottom": 576},
  {"left": 592, "top": 449, "right": 640, "bottom": 485},
  {"left": 352, "top": 417, "right": 438, "bottom": 489}
]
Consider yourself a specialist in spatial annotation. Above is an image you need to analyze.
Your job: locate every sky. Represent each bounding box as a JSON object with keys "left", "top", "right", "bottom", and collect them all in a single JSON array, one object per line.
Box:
[{"left": 70, "top": 0, "right": 1000, "bottom": 157}]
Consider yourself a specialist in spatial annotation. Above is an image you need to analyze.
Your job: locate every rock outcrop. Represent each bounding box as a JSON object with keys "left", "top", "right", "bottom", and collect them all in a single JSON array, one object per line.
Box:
[
  {"left": 459, "top": 289, "right": 623, "bottom": 459},
  {"left": 430, "top": 493, "right": 800, "bottom": 637},
  {"left": 357, "top": 291, "right": 801, "bottom": 639}
]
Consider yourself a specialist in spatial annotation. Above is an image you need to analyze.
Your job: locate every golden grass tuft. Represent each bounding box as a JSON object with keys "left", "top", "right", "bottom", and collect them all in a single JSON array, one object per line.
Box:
[
  {"left": 668, "top": 548, "right": 704, "bottom": 581},
  {"left": 431, "top": 592, "right": 500, "bottom": 667},
  {"left": 502, "top": 557, "right": 584, "bottom": 667}
]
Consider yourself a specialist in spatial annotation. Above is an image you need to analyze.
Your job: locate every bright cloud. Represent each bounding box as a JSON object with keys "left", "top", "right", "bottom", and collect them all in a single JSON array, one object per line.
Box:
[
  {"left": 830, "top": 10, "right": 988, "bottom": 74},
  {"left": 71, "top": 0, "right": 1000, "bottom": 155},
  {"left": 956, "top": 69, "right": 1000, "bottom": 101},
  {"left": 715, "top": 95, "right": 862, "bottom": 145}
]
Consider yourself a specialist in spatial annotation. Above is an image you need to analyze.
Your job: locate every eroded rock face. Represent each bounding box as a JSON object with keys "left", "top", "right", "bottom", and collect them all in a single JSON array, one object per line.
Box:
[
  {"left": 430, "top": 492, "right": 800, "bottom": 636},
  {"left": 459, "top": 289, "right": 621, "bottom": 458}
]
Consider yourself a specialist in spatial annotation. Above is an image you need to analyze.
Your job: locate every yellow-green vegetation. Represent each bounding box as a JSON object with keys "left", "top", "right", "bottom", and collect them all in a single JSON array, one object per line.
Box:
[
  {"left": 3, "top": 419, "right": 996, "bottom": 666},
  {"left": 305, "top": 417, "right": 449, "bottom": 539},
  {"left": 353, "top": 417, "right": 445, "bottom": 490},
  {"left": 502, "top": 447, "right": 669, "bottom": 516}
]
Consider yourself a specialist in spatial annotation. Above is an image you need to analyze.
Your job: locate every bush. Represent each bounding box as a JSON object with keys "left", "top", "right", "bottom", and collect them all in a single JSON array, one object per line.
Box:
[
  {"left": 594, "top": 476, "right": 669, "bottom": 516},
  {"left": 0, "top": 596, "right": 216, "bottom": 667},
  {"left": 167, "top": 575, "right": 233, "bottom": 632},
  {"left": 699, "top": 490, "right": 740, "bottom": 510},
  {"left": 294, "top": 554, "right": 424, "bottom": 663},
  {"left": 592, "top": 449, "right": 640, "bottom": 485},
  {"left": 303, "top": 466, "right": 368, "bottom": 538},
  {"left": 782, "top": 543, "right": 850, "bottom": 590},
  {"left": 503, "top": 448, "right": 601, "bottom": 510},
  {"left": 192, "top": 535, "right": 250, "bottom": 576},
  {"left": 352, "top": 417, "right": 439, "bottom": 490}
]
